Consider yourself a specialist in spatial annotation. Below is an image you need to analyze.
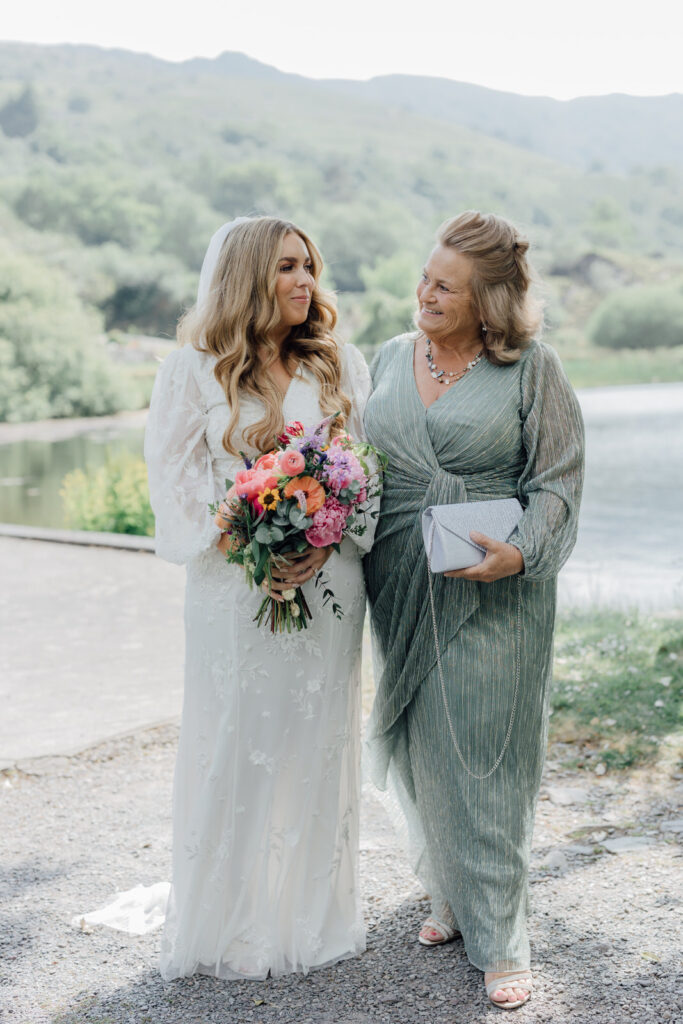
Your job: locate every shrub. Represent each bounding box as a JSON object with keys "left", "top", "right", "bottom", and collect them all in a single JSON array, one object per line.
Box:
[
  {"left": 102, "top": 279, "right": 182, "bottom": 335},
  {"left": 15, "top": 169, "right": 159, "bottom": 249},
  {"left": 352, "top": 290, "right": 416, "bottom": 356},
  {"left": 0, "top": 246, "right": 128, "bottom": 421},
  {"left": 588, "top": 283, "right": 683, "bottom": 349},
  {"left": 351, "top": 253, "right": 421, "bottom": 354},
  {"left": 0, "top": 85, "right": 39, "bottom": 137},
  {"left": 67, "top": 93, "right": 91, "bottom": 114},
  {"left": 317, "top": 204, "right": 418, "bottom": 293},
  {"left": 61, "top": 454, "right": 154, "bottom": 536}
]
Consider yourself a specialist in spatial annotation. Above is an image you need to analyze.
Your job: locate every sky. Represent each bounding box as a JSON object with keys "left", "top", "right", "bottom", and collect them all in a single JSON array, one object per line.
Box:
[{"left": 2, "top": 0, "right": 681, "bottom": 100}]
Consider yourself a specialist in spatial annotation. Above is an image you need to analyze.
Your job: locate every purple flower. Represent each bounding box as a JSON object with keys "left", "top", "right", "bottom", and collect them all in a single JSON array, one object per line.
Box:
[{"left": 321, "top": 448, "right": 366, "bottom": 497}]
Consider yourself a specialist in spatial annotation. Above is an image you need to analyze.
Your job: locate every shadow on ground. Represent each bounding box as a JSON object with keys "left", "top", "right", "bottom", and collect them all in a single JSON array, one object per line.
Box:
[{"left": 48, "top": 894, "right": 678, "bottom": 1024}]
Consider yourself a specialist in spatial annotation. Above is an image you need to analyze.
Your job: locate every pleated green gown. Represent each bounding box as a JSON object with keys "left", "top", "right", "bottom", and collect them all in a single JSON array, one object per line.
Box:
[{"left": 363, "top": 333, "right": 584, "bottom": 972}]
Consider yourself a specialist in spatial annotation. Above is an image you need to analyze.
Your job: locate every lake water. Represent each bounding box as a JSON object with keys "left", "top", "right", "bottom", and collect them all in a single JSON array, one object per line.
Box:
[
  {"left": 0, "top": 424, "right": 144, "bottom": 530},
  {"left": 1, "top": 383, "right": 681, "bottom": 609},
  {"left": 559, "top": 382, "right": 683, "bottom": 610}
]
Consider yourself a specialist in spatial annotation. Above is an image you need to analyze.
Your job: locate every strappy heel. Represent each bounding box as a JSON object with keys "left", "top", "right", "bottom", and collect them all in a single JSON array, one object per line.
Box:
[
  {"left": 485, "top": 971, "right": 533, "bottom": 1010},
  {"left": 417, "top": 916, "right": 459, "bottom": 946}
]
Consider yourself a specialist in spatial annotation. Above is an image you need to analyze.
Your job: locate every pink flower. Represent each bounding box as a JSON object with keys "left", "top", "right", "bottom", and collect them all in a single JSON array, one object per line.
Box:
[
  {"left": 279, "top": 449, "right": 306, "bottom": 476},
  {"left": 305, "top": 496, "right": 352, "bottom": 548},
  {"left": 254, "top": 451, "right": 279, "bottom": 472},
  {"left": 234, "top": 468, "right": 278, "bottom": 503}
]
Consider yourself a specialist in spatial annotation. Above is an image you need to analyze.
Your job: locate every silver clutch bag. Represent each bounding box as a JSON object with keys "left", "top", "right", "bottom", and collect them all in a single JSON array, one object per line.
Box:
[{"left": 422, "top": 498, "right": 524, "bottom": 572}]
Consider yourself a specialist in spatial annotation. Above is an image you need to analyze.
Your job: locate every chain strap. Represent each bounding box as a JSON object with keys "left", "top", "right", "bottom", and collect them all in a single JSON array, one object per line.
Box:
[{"left": 426, "top": 521, "right": 522, "bottom": 781}]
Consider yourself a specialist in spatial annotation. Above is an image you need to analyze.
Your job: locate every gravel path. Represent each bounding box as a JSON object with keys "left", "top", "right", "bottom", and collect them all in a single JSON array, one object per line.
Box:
[{"left": 2, "top": 724, "right": 682, "bottom": 1024}]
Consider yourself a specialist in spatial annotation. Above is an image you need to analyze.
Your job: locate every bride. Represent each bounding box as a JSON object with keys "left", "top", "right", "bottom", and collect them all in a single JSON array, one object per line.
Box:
[{"left": 144, "top": 216, "right": 373, "bottom": 981}]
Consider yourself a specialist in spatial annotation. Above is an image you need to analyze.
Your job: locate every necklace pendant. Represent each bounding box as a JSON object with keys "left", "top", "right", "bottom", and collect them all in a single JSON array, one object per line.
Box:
[{"left": 424, "top": 338, "right": 483, "bottom": 387}]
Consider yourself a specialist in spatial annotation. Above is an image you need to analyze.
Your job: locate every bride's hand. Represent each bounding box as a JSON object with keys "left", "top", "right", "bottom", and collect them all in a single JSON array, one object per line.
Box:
[
  {"left": 268, "top": 545, "right": 334, "bottom": 591},
  {"left": 214, "top": 486, "right": 238, "bottom": 531},
  {"left": 217, "top": 531, "right": 237, "bottom": 556}
]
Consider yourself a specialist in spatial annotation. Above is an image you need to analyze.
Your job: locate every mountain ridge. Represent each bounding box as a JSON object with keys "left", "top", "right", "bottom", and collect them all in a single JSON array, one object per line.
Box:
[{"left": 1, "top": 43, "right": 681, "bottom": 171}]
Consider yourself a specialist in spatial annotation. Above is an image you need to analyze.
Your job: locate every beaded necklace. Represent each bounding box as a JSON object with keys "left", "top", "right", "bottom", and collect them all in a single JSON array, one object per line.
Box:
[{"left": 424, "top": 337, "right": 484, "bottom": 385}]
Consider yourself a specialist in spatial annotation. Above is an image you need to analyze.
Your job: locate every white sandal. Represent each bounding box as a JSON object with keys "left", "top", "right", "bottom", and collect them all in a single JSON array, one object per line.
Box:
[
  {"left": 417, "top": 916, "right": 459, "bottom": 946},
  {"left": 485, "top": 972, "right": 533, "bottom": 1010}
]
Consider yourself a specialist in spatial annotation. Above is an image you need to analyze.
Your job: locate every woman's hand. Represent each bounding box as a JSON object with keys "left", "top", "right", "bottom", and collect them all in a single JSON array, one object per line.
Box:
[
  {"left": 444, "top": 531, "right": 524, "bottom": 583},
  {"left": 214, "top": 484, "right": 239, "bottom": 532},
  {"left": 215, "top": 487, "right": 241, "bottom": 554},
  {"left": 216, "top": 531, "right": 237, "bottom": 556},
  {"left": 262, "top": 545, "right": 334, "bottom": 601}
]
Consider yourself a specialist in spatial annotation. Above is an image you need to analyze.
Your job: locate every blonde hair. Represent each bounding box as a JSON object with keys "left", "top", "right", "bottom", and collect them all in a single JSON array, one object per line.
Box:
[
  {"left": 179, "top": 217, "right": 350, "bottom": 456},
  {"left": 435, "top": 210, "right": 544, "bottom": 364}
]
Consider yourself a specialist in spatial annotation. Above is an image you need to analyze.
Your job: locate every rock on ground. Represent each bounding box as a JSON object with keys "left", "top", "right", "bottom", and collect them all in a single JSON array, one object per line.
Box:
[{"left": 1, "top": 726, "right": 682, "bottom": 1024}]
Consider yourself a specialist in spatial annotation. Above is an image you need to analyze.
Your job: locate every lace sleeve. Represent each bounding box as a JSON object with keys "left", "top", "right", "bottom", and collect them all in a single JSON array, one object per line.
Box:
[
  {"left": 144, "top": 346, "right": 222, "bottom": 565},
  {"left": 508, "top": 342, "right": 585, "bottom": 581},
  {"left": 340, "top": 342, "right": 379, "bottom": 554},
  {"left": 341, "top": 342, "right": 372, "bottom": 443}
]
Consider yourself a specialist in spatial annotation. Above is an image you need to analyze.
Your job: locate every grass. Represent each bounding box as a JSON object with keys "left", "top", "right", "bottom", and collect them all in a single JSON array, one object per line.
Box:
[
  {"left": 550, "top": 608, "right": 683, "bottom": 770},
  {"left": 562, "top": 345, "right": 683, "bottom": 389},
  {"left": 360, "top": 608, "right": 683, "bottom": 773}
]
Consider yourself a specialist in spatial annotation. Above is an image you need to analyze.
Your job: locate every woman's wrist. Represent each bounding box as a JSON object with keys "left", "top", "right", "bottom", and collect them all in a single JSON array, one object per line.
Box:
[
  {"left": 508, "top": 544, "right": 525, "bottom": 576},
  {"left": 510, "top": 544, "right": 525, "bottom": 574}
]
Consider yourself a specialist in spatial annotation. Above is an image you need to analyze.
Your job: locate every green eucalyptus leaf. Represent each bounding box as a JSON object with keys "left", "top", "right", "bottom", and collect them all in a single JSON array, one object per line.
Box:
[
  {"left": 289, "top": 506, "right": 308, "bottom": 528},
  {"left": 254, "top": 523, "right": 273, "bottom": 544}
]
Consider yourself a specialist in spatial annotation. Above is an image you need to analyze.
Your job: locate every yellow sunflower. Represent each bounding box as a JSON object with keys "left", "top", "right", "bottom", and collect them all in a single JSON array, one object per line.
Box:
[{"left": 258, "top": 486, "right": 281, "bottom": 511}]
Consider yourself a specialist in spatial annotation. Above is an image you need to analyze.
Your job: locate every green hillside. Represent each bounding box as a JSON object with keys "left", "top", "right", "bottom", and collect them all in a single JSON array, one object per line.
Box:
[
  {"left": 327, "top": 75, "right": 683, "bottom": 173},
  {"left": 1, "top": 42, "right": 682, "bottom": 420}
]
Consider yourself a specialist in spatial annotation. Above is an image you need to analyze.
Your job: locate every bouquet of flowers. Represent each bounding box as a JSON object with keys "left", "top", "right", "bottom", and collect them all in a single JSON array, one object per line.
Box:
[{"left": 210, "top": 414, "right": 386, "bottom": 633}]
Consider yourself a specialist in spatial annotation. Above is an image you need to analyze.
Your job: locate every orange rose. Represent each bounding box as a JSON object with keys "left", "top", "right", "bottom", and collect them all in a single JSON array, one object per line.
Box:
[{"left": 283, "top": 475, "right": 326, "bottom": 515}]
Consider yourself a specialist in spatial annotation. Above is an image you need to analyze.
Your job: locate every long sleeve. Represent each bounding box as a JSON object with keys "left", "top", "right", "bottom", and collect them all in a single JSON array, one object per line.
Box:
[
  {"left": 341, "top": 342, "right": 372, "bottom": 443},
  {"left": 340, "top": 342, "right": 378, "bottom": 554},
  {"left": 144, "top": 346, "right": 222, "bottom": 565},
  {"left": 508, "top": 342, "right": 585, "bottom": 581}
]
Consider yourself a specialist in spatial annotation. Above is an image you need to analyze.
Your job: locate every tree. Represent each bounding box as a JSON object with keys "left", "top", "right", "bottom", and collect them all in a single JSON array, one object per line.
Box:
[
  {"left": 0, "top": 247, "right": 127, "bottom": 422},
  {"left": 351, "top": 253, "right": 421, "bottom": 354},
  {"left": 15, "top": 170, "right": 160, "bottom": 249},
  {"left": 0, "top": 84, "right": 39, "bottom": 137},
  {"left": 102, "top": 279, "right": 183, "bottom": 335},
  {"left": 588, "top": 283, "right": 683, "bottom": 349},
  {"left": 317, "top": 205, "right": 418, "bottom": 293},
  {"left": 204, "top": 162, "right": 290, "bottom": 217}
]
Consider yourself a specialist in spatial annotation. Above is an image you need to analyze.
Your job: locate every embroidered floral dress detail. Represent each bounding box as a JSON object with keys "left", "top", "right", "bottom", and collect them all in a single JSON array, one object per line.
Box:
[{"left": 144, "top": 342, "right": 373, "bottom": 980}]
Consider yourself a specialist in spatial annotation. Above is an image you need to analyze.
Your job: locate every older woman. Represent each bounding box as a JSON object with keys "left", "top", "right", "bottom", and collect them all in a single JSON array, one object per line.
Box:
[{"left": 363, "top": 211, "right": 584, "bottom": 1010}]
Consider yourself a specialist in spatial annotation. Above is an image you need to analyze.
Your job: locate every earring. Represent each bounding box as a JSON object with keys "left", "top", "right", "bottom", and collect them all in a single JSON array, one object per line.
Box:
[{"left": 481, "top": 323, "right": 488, "bottom": 335}]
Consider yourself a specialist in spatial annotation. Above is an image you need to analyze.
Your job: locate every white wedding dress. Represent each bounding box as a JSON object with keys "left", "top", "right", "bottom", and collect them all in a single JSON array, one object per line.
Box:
[{"left": 144, "top": 340, "right": 373, "bottom": 981}]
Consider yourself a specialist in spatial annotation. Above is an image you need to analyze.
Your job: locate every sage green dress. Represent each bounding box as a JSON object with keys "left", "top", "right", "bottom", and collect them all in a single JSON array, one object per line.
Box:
[{"left": 363, "top": 333, "right": 584, "bottom": 973}]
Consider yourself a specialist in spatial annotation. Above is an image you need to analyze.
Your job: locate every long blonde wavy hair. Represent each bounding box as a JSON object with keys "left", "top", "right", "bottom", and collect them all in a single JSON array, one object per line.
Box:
[
  {"left": 435, "top": 210, "right": 544, "bottom": 364},
  {"left": 179, "top": 217, "right": 350, "bottom": 456}
]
